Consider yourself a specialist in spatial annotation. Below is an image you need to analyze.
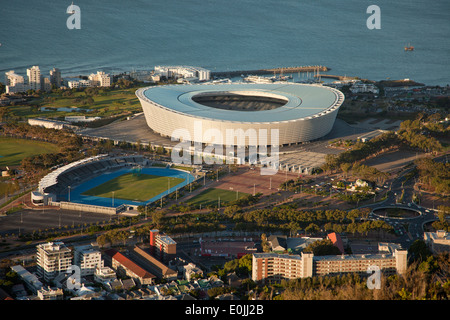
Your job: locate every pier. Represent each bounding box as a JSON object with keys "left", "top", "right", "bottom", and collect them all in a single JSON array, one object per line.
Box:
[
  {"left": 211, "top": 65, "right": 329, "bottom": 78},
  {"left": 314, "top": 74, "right": 359, "bottom": 81}
]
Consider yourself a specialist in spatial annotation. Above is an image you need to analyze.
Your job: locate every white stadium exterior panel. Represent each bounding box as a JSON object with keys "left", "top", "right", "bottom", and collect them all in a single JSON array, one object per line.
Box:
[{"left": 136, "top": 83, "right": 344, "bottom": 146}]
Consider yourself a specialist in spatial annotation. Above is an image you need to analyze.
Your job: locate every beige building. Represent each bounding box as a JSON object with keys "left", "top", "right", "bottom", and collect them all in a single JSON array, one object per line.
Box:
[
  {"left": 424, "top": 230, "right": 450, "bottom": 253},
  {"left": 27, "top": 65, "right": 41, "bottom": 91},
  {"left": 36, "top": 242, "right": 72, "bottom": 283},
  {"left": 89, "top": 71, "right": 112, "bottom": 87},
  {"left": 252, "top": 243, "right": 407, "bottom": 283},
  {"left": 149, "top": 229, "right": 176, "bottom": 262}
]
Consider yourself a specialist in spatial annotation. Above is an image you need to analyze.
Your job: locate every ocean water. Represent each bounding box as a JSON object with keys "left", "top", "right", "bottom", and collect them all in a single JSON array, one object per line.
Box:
[{"left": 1, "top": 0, "right": 449, "bottom": 85}]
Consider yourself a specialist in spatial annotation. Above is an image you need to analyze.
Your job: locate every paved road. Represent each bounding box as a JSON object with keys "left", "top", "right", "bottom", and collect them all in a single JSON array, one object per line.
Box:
[{"left": 358, "top": 154, "right": 448, "bottom": 249}]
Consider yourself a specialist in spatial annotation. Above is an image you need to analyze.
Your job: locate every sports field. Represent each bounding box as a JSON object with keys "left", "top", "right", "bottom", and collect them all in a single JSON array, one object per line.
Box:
[
  {"left": 0, "top": 137, "right": 60, "bottom": 166},
  {"left": 187, "top": 188, "right": 249, "bottom": 207},
  {"left": 82, "top": 173, "right": 184, "bottom": 202}
]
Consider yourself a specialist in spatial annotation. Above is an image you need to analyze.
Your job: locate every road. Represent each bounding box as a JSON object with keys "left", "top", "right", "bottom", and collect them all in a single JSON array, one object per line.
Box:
[{"left": 359, "top": 154, "right": 448, "bottom": 249}]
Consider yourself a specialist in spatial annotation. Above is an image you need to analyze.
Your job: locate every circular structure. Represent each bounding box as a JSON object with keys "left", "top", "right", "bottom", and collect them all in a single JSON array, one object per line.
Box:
[{"left": 136, "top": 83, "right": 344, "bottom": 146}]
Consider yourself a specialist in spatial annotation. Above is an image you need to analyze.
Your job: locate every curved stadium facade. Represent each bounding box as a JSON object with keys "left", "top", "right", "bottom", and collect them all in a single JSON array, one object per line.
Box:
[{"left": 136, "top": 83, "right": 344, "bottom": 147}]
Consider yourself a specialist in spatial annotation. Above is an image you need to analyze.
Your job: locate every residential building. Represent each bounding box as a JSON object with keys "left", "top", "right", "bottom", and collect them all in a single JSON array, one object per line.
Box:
[
  {"left": 5, "top": 70, "right": 29, "bottom": 93},
  {"left": 37, "top": 287, "right": 64, "bottom": 300},
  {"left": 154, "top": 65, "right": 210, "bottom": 82},
  {"left": 94, "top": 266, "right": 117, "bottom": 284},
  {"left": 36, "top": 241, "right": 72, "bottom": 283},
  {"left": 89, "top": 71, "right": 112, "bottom": 87},
  {"left": 49, "top": 68, "right": 62, "bottom": 88},
  {"left": 68, "top": 79, "right": 93, "bottom": 89},
  {"left": 27, "top": 65, "right": 41, "bottom": 91},
  {"left": 42, "top": 77, "right": 52, "bottom": 92},
  {"left": 252, "top": 244, "right": 408, "bottom": 283},
  {"left": 149, "top": 229, "right": 176, "bottom": 262},
  {"left": 424, "top": 230, "right": 450, "bottom": 253},
  {"left": 10, "top": 265, "right": 43, "bottom": 294},
  {"left": 73, "top": 244, "right": 104, "bottom": 276},
  {"left": 182, "top": 263, "right": 204, "bottom": 281}
]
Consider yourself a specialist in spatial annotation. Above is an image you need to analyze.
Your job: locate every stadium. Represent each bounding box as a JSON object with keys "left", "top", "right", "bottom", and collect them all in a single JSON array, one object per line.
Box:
[
  {"left": 136, "top": 83, "right": 345, "bottom": 147},
  {"left": 36, "top": 155, "right": 196, "bottom": 213}
]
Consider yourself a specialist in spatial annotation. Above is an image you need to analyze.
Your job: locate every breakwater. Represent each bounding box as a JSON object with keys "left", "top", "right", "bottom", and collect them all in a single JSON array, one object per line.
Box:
[{"left": 211, "top": 65, "right": 329, "bottom": 78}]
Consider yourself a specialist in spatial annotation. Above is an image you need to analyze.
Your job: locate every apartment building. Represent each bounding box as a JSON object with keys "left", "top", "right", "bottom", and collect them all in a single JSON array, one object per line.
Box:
[
  {"left": 27, "top": 66, "right": 41, "bottom": 91},
  {"left": 252, "top": 243, "right": 407, "bottom": 283},
  {"left": 5, "top": 70, "right": 28, "bottom": 93},
  {"left": 149, "top": 229, "right": 176, "bottom": 262},
  {"left": 88, "top": 71, "right": 112, "bottom": 87},
  {"left": 50, "top": 68, "right": 62, "bottom": 87},
  {"left": 73, "top": 244, "right": 104, "bottom": 276},
  {"left": 36, "top": 242, "right": 72, "bottom": 283}
]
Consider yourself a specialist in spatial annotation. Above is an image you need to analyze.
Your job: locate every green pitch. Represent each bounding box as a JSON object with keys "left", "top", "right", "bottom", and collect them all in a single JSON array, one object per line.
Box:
[
  {"left": 0, "top": 137, "right": 60, "bottom": 166},
  {"left": 188, "top": 188, "right": 249, "bottom": 207},
  {"left": 82, "top": 173, "right": 185, "bottom": 202}
]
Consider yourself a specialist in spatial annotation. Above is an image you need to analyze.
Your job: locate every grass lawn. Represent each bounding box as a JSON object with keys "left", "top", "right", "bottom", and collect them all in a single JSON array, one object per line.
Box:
[
  {"left": 14, "top": 87, "right": 145, "bottom": 119},
  {"left": 0, "top": 137, "right": 60, "bottom": 166},
  {"left": 187, "top": 188, "right": 249, "bottom": 207},
  {"left": 82, "top": 173, "right": 185, "bottom": 202}
]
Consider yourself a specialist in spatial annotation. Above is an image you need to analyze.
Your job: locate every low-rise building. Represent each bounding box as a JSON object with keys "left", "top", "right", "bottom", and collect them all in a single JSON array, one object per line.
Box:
[
  {"left": 133, "top": 246, "right": 178, "bottom": 281},
  {"left": 37, "top": 287, "right": 64, "bottom": 300},
  {"left": 104, "top": 249, "right": 155, "bottom": 285},
  {"left": 10, "top": 265, "right": 43, "bottom": 294},
  {"left": 424, "top": 230, "right": 450, "bottom": 253}
]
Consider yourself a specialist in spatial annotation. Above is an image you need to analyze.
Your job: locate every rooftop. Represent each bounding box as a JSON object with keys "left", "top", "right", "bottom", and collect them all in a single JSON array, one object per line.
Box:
[{"left": 138, "top": 83, "right": 343, "bottom": 123}]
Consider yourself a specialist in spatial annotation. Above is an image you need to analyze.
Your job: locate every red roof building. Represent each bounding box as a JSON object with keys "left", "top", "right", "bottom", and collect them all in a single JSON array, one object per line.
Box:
[
  {"left": 104, "top": 249, "right": 155, "bottom": 285},
  {"left": 327, "top": 232, "right": 345, "bottom": 254}
]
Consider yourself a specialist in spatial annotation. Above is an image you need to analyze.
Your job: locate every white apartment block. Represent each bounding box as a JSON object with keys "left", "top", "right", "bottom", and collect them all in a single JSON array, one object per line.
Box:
[
  {"left": 68, "top": 79, "right": 93, "bottom": 89},
  {"left": 5, "top": 70, "right": 29, "bottom": 93},
  {"left": 36, "top": 242, "right": 72, "bottom": 283},
  {"left": 88, "top": 71, "right": 112, "bottom": 87},
  {"left": 27, "top": 65, "right": 41, "bottom": 91},
  {"left": 154, "top": 65, "right": 210, "bottom": 82},
  {"left": 73, "top": 244, "right": 104, "bottom": 276}
]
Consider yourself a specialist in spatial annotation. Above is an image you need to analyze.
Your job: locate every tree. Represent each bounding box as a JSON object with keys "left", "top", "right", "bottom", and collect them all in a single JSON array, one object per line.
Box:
[
  {"left": 303, "top": 239, "right": 342, "bottom": 256},
  {"left": 340, "top": 162, "right": 352, "bottom": 178}
]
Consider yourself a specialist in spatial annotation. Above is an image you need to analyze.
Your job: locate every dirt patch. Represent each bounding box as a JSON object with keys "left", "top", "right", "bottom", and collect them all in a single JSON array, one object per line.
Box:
[{"left": 363, "top": 149, "right": 425, "bottom": 173}]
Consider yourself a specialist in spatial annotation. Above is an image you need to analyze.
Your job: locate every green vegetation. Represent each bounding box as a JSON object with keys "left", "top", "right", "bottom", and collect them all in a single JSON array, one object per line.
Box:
[
  {"left": 82, "top": 173, "right": 185, "bottom": 202},
  {"left": 0, "top": 137, "right": 60, "bottom": 166},
  {"left": 6, "top": 86, "right": 146, "bottom": 121},
  {"left": 187, "top": 188, "right": 249, "bottom": 208},
  {"left": 415, "top": 157, "right": 449, "bottom": 195}
]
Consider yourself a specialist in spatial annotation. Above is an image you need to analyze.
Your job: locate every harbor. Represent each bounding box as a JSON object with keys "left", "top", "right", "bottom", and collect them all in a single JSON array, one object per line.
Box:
[{"left": 211, "top": 65, "right": 329, "bottom": 78}]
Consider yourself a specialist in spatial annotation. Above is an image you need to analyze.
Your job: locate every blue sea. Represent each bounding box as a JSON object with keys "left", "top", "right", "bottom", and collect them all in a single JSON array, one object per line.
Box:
[{"left": 1, "top": 0, "right": 449, "bottom": 85}]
